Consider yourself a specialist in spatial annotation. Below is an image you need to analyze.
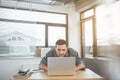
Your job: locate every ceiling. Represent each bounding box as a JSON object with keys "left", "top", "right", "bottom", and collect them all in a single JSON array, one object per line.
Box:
[{"left": 10, "top": 0, "right": 79, "bottom": 5}]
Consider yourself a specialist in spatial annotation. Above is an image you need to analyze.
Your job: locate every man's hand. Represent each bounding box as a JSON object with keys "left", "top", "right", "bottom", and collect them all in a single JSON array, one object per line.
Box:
[
  {"left": 39, "top": 64, "right": 48, "bottom": 71},
  {"left": 75, "top": 64, "right": 85, "bottom": 72}
]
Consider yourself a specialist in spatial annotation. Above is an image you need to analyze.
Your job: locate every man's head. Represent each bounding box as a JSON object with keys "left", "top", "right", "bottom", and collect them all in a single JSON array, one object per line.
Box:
[{"left": 55, "top": 39, "right": 68, "bottom": 57}]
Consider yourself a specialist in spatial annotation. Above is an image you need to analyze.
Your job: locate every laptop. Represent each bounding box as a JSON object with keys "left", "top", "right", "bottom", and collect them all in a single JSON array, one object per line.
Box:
[{"left": 47, "top": 57, "right": 75, "bottom": 76}]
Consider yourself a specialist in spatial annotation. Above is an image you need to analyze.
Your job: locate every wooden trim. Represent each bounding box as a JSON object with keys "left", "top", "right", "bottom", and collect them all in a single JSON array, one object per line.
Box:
[
  {"left": 80, "top": 7, "right": 97, "bottom": 58},
  {"left": 93, "top": 8, "right": 97, "bottom": 57},
  {"left": 66, "top": 14, "right": 68, "bottom": 47}
]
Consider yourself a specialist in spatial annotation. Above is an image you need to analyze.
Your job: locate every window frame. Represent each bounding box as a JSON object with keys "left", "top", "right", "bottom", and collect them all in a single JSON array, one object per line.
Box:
[
  {"left": 80, "top": 7, "right": 97, "bottom": 58},
  {"left": 0, "top": 7, "right": 68, "bottom": 57}
]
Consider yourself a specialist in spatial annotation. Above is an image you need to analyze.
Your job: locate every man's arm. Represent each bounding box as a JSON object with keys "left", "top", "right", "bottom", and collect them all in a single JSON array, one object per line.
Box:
[
  {"left": 39, "top": 64, "right": 48, "bottom": 71},
  {"left": 39, "top": 56, "right": 48, "bottom": 71},
  {"left": 68, "top": 48, "right": 85, "bottom": 71},
  {"left": 75, "top": 64, "right": 85, "bottom": 72}
]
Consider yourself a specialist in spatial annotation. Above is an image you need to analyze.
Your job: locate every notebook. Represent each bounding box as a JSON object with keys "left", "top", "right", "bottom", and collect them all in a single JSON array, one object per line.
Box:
[{"left": 47, "top": 57, "right": 75, "bottom": 76}]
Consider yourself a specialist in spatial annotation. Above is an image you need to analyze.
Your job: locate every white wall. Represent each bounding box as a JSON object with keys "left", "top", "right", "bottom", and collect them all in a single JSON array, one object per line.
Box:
[
  {"left": 0, "top": 2, "right": 80, "bottom": 80},
  {"left": 0, "top": 58, "right": 41, "bottom": 80},
  {"left": 68, "top": 7, "right": 80, "bottom": 56}
]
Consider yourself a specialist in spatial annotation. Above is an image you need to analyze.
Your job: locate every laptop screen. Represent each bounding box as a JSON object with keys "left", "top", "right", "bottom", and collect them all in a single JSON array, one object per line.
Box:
[{"left": 47, "top": 57, "right": 75, "bottom": 76}]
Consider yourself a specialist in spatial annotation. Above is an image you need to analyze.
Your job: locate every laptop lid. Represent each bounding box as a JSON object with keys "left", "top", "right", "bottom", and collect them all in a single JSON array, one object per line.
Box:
[{"left": 47, "top": 57, "right": 75, "bottom": 76}]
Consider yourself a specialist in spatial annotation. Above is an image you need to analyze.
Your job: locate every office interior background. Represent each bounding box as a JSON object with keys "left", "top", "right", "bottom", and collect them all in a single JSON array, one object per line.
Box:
[{"left": 0, "top": 0, "right": 120, "bottom": 80}]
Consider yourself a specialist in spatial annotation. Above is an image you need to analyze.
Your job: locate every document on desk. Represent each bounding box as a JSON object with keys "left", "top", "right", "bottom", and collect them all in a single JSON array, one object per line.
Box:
[{"left": 28, "top": 68, "right": 104, "bottom": 80}]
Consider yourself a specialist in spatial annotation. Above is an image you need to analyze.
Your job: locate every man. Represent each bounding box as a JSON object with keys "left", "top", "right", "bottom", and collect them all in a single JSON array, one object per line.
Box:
[{"left": 39, "top": 39, "right": 85, "bottom": 72}]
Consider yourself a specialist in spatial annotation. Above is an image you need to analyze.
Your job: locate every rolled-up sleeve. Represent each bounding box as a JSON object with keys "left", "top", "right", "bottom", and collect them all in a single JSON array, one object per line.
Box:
[
  {"left": 69, "top": 48, "right": 84, "bottom": 66},
  {"left": 76, "top": 57, "right": 84, "bottom": 65},
  {"left": 40, "top": 56, "right": 47, "bottom": 66},
  {"left": 39, "top": 49, "right": 56, "bottom": 66}
]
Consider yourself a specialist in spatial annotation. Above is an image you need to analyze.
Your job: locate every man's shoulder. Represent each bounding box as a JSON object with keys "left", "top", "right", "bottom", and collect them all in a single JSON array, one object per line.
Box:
[
  {"left": 68, "top": 48, "right": 78, "bottom": 54},
  {"left": 46, "top": 49, "right": 56, "bottom": 56},
  {"left": 68, "top": 48, "right": 76, "bottom": 51}
]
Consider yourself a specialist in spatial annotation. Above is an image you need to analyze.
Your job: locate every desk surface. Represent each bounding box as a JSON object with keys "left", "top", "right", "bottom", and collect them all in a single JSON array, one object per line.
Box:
[{"left": 28, "top": 68, "right": 104, "bottom": 80}]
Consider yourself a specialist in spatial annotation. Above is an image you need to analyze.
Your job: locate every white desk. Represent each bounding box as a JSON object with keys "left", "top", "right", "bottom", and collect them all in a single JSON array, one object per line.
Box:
[{"left": 28, "top": 68, "right": 104, "bottom": 80}]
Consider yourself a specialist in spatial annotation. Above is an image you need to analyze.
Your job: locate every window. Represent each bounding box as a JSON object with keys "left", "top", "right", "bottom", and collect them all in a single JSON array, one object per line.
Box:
[
  {"left": 0, "top": 8, "right": 66, "bottom": 24},
  {"left": 96, "top": 2, "right": 120, "bottom": 57},
  {"left": 80, "top": 8, "right": 97, "bottom": 58},
  {"left": 0, "top": 7, "right": 67, "bottom": 57},
  {"left": 81, "top": 1, "right": 120, "bottom": 58},
  {"left": 48, "top": 26, "right": 66, "bottom": 46},
  {"left": 81, "top": 9, "right": 94, "bottom": 19}
]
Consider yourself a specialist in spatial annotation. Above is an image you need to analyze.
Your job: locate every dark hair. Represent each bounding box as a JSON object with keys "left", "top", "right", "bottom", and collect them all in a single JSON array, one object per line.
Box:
[{"left": 55, "top": 39, "right": 67, "bottom": 46}]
